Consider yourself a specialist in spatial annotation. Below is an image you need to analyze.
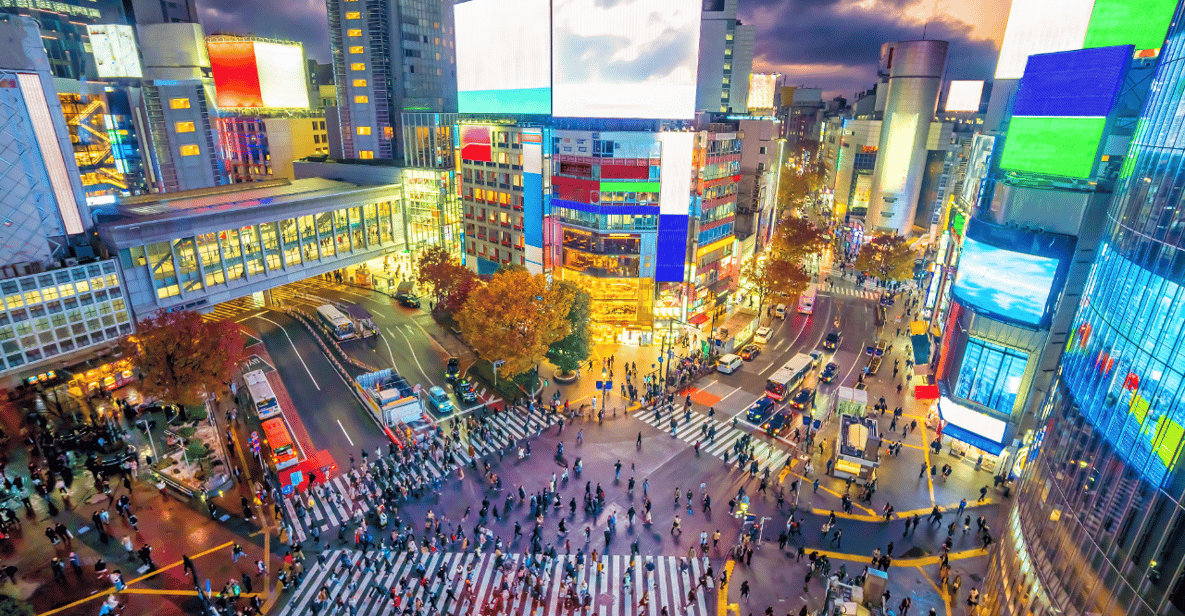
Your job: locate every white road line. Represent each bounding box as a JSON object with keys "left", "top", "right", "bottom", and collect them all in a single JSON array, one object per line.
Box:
[
  {"left": 247, "top": 314, "right": 320, "bottom": 390},
  {"left": 393, "top": 326, "right": 436, "bottom": 387},
  {"left": 337, "top": 419, "right": 356, "bottom": 446}
]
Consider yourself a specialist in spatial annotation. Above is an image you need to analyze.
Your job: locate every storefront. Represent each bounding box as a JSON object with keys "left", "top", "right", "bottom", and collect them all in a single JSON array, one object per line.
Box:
[
  {"left": 560, "top": 269, "right": 655, "bottom": 345},
  {"left": 831, "top": 414, "right": 880, "bottom": 484},
  {"left": 338, "top": 252, "right": 413, "bottom": 296},
  {"left": 69, "top": 358, "right": 137, "bottom": 398},
  {"left": 936, "top": 395, "right": 1013, "bottom": 472}
]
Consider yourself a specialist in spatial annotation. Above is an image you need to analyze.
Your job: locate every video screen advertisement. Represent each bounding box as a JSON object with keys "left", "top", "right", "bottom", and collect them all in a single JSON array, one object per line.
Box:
[
  {"left": 951, "top": 218, "right": 1074, "bottom": 328},
  {"left": 551, "top": 0, "right": 702, "bottom": 119},
  {"left": 455, "top": 0, "right": 551, "bottom": 114},
  {"left": 207, "top": 40, "right": 310, "bottom": 109}
]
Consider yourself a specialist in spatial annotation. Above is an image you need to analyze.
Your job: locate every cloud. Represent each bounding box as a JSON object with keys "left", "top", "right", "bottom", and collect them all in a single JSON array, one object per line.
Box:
[
  {"left": 196, "top": 0, "right": 331, "bottom": 63},
  {"left": 741, "top": 0, "right": 1003, "bottom": 99}
]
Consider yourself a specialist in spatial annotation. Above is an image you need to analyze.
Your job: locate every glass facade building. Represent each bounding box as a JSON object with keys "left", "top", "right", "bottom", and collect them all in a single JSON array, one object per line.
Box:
[{"left": 985, "top": 6, "right": 1185, "bottom": 614}]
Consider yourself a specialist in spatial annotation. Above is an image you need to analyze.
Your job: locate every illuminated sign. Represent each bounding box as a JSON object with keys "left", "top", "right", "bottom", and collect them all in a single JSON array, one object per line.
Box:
[
  {"left": 88, "top": 25, "right": 142, "bottom": 78},
  {"left": 207, "top": 39, "right": 310, "bottom": 109},
  {"left": 747, "top": 73, "right": 778, "bottom": 110},
  {"left": 944, "top": 80, "right": 983, "bottom": 112},
  {"left": 455, "top": 0, "right": 551, "bottom": 114},
  {"left": 552, "top": 0, "right": 702, "bottom": 119},
  {"left": 1083, "top": 0, "right": 1175, "bottom": 52},
  {"left": 994, "top": 0, "right": 1094, "bottom": 80},
  {"left": 939, "top": 396, "right": 1008, "bottom": 444}
]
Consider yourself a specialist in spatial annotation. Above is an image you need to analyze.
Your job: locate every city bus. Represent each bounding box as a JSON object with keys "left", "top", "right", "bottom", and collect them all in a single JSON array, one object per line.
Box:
[
  {"left": 261, "top": 416, "right": 301, "bottom": 471},
  {"left": 765, "top": 353, "right": 815, "bottom": 401},
  {"left": 242, "top": 370, "right": 280, "bottom": 420},
  {"left": 798, "top": 283, "right": 817, "bottom": 315},
  {"left": 316, "top": 304, "right": 356, "bottom": 340}
]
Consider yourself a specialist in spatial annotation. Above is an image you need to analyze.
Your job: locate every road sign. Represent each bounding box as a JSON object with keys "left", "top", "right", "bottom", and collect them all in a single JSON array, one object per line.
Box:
[
  {"left": 603, "top": 381, "right": 613, "bottom": 391},
  {"left": 413, "top": 383, "right": 422, "bottom": 394},
  {"left": 657, "top": 357, "right": 663, "bottom": 363},
  {"left": 595, "top": 381, "right": 603, "bottom": 390}
]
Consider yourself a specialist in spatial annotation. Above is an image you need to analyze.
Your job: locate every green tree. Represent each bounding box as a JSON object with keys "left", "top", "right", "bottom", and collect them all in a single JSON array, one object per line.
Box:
[
  {"left": 119, "top": 311, "right": 246, "bottom": 407},
  {"left": 546, "top": 281, "right": 592, "bottom": 376},
  {"left": 0, "top": 596, "right": 33, "bottom": 616},
  {"left": 855, "top": 234, "right": 916, "bottom": 283},
  {"left": 457, "top": 269, "right": 573, "bottom": 377}
]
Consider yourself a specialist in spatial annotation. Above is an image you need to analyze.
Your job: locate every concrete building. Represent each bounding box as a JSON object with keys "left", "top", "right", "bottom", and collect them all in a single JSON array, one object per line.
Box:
[
  {"left": 866, "top": 40, "right": 948, "bottom": 236},
  {"left": 326, "top": 0, "right": 458, "bottom": 162},
  {"left": 0, "top": 0, "right": 129, "bottom": 80},
  {"left": 735, "top": 117, "right": 782, "bottom": 260},
  {"left": 696, "top": 0, "right": 755, "bottom": 114},
  {"left": 217, "top": 115, "right": 331, "bottom": 182}
]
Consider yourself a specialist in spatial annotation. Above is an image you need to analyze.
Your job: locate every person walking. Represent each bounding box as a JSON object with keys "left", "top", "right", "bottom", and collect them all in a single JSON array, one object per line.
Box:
[{"left": 739, "top": 580, "right": 750, "bottom": 599}]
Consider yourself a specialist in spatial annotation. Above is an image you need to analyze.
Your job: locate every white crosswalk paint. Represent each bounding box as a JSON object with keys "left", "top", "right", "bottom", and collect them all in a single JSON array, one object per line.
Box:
[
  {"left": 282, "top": 406, "right": 558, "bottom": 543},
  {"left": 630, "top": 403, "right": 796, "bottom": 472},
  {"left": 278, "top": 549, "right": 714, "bottom": 616}
]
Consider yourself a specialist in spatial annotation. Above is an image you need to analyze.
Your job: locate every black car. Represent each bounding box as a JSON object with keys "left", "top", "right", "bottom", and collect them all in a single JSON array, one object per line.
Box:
[
  {"left": 453, "top": 378, "right": 478, "bottom": 403},
  {"left": 395, "top": 291, "right": 421, "bottom": 308},
  {"left": 824, "top": 331, "right": 842, "bottom": 350},
  {"left": 445, "top": 357, "right": 460, "bottom": 382},
  {"left": 790, "top": 388, "right": 815, "bottom": 410},
  {"left": 820, "top": 362, "right": 839, "bottom": 383},
  {"left": 739, "top": 344, "right": 761, "bottom": 360}
]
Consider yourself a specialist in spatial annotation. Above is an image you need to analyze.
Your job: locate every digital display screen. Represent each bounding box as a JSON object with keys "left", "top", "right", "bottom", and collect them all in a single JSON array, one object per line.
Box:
[
  {"left": 208, "top": 39, "right": 309, "bottom": 109},
  {"left": 455, "top": 0, "right": 551, "bottom": 114},
  {"left": 952, "top": 238, "right": 1060, "bottom": 327},
  {"left": 254, "top": 42, "right": 310, "bottom": 109},
  {"left": 939, "top": 396, "right": 1008, "bottom": 443},
  {"left": 944, "top": 80, "right": 983, "bottom": 112},
  {"left": 994, "top": 0, "right": 1093, "bottom": 80},
  {"left": 1084, "top": 0, "right": 1175, "bottom": 51},
  {"left": 552, "top": 0, "right": 702, "bottom": 119},
  {"left": 998, "top": 116, "right": 1106, "bottom": 178},
  {"left": 747, "top": 73, "right": 778, "bottom": 109},
  {"left": 88, "top": 25, "right": 143, "bottom": 79},
  {"left": 1012, "top": 46, "right": 1129, "bottom": 117}
]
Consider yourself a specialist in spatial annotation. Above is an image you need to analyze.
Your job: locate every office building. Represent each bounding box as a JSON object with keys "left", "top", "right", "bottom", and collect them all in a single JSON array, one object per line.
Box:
[
  {"left": 217, "top": 116, "right": 330, "bottom": 182},
  {"left": 124, "top": 0, "right": 198, "bottom": 24},
  {"left": 696, "top": 0, "right": 755, "bottom": 113},
  {"left": 735, "top": 117, "right": 783, "bottom": 260},
  {"left": 0, "top": 0, "right": 128, "bottom": 80},
  {"left": 326, "top": 0, "right": 458, "bottom": 162}
]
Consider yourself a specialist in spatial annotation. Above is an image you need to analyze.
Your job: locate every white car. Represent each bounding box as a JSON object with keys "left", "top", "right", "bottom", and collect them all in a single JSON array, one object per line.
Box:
[
  {"left": 775, "top": 304, "right": 787, "bottom": 319},
  {"left": 754, "top": 326, "right": 771, "bottom": 344},
  {"left": 717, "top": 354, "right": 743, "bottom": 374}
]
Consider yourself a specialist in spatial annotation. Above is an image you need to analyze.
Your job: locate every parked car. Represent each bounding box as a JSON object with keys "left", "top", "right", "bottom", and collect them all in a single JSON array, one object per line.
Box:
[
  {"left": 395, "top": 291, "right": 421, "bottom": 308},
  {"left": 426, "top": 386, "right": 454, "bottom": 416},
  {"left": 791, "top": 388, "right": 815, "bottom": 410},
  {"left": 820, "top": 362, "right": 839, "bottom": 383},
  {"left": 739, "top": 344, "right": 761, "bottom": 361},
  {"left": 453, "top": 378, "right": 478, "bottom": 403},
  {"left": 774, "top": 304, "right": 787, "bottom": 319},
  {"left": 746, "top": 397, "right": 776, "bottom": 424}
]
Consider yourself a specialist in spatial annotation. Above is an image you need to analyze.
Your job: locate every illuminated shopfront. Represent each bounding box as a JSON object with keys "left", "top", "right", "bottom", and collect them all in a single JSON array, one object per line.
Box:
[{"left": 559, "top": 269, "right": 654, "bottom": 345}]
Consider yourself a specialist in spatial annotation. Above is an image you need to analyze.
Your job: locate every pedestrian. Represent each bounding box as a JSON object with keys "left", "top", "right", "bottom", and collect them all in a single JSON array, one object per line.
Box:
[
  {"left": 979, "top": 485, "right": 988, "bottom": 501},
  {"left": 740, "top": 580, "right": 750, "bottom": 599},
  {"left": 232, "top": 543, "right": 244, "bottom": 563}
]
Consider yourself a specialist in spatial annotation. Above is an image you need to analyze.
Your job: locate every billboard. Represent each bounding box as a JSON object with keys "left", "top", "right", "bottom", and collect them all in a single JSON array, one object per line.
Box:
[
  {"left": 747, "top": 73, "right": 778, "bottom": 109},
  {"left": 207, "top": 39, "right": 309, "bottom": 109},
  {"left": 459, "top": 125, "right": 492, "bottom": 162},
  {"left": 944, "top": 80, "right": 983, "bottom": 112},
  {"left": 1083, "top": 0, "right": 1175, "bottom": 52},
  {"left": 1011, "top": 46, "right": 1130, "bottom": 117},
  {"left": 88, "top": 25, "right": 143, "bottom": 78},
  {"left": 455, "top": 0, "right": 551, "bottom": 114},
  {"left": 994, "top": 0, "right": 1094, "bottom": 80},
  {"left": 552, "top": 0, "right": 702, "bottom": 119},
  {"left": 951, "top": 219, "right": 1073, "bottom": 328}
]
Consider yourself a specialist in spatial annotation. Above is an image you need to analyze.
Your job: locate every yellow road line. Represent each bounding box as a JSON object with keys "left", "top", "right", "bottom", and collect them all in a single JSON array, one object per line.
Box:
[
  {"left": 809, "top": 498, "right": 995, "bottom": 522},
  {"left": 795, "top": 547, "right": 984, "bottom": 568},
  {"left": 921, "top": 419, "right": 935, "bottom": 505},
  {"left": 917, "top": 565, "right": 952, "bottom": 616},
  {"left": 717, "top": 559, "right": 735, "bottom": 616}
]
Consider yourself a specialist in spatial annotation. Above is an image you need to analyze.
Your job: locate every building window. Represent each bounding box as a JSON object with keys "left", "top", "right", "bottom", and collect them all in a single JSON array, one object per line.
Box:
[
  {"left": 345, "top": 11, "right": 361, "bottom": 19},
  {"left": 347, "top": 29, "right": 362, "bottom": 37},
  {"left": 356, "top": 126, "right": 371, "bottom": 135},
  {"left": 352, "top": 79, "right": 367, "bottom": 87},
  {"left": 954, "top": 337, "right": 1029, "bottom": 414},
  {"left": 179, "top": 144, "right": 200, "bottom": 156},
  {"left": 175, "top": 121, "right": 195, "bottom": 133},
  {"left": 349, "top": 46, "right": 364, "bottom": 54},
  {"left": 169, "top": 98, "right": 190, "bottom": 109},
  {"left": 354, "top": 95, "right": 369, "bottom": 103},
  {"left": 359, "top": 151, "right": 374, "bottom": 159},
  {"left": 350, "top": 62, "right": 365, "bottom": 71}
]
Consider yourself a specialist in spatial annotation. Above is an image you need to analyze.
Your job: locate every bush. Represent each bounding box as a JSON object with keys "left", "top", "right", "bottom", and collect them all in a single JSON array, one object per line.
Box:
[
  {"left": 176, "top": 426, "right": 196, "bottom": 439},
  {"left": 185, "top": 442, "right": 210, "bottom": 462},
  {"left": 186, "top": 405, "right": 209, "bottom": 421},
  {"left": 0, "top": 596, "right": 33, "bottom": 616}
]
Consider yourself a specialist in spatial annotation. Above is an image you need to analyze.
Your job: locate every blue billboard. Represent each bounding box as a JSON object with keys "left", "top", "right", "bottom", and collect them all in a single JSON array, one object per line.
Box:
[
  {"left": 1012, "top": 45, "right": 1132, "bottom": 118},
  {"left": 951, "top": 219, "right": 1074, "bottom": 328}
]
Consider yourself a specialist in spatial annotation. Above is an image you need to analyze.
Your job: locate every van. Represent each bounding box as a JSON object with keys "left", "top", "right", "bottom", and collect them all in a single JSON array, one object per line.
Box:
[
  {"left": 717, "top": 354, "right": 744, "bottom": 375},
  {"left": 426, "top": 386, "right": 455, "bottom": 415},
  {"left": 754, "top": 326, "right": 771, "bottom": 344},
  {"left": 775, "top": 304, "right": 787, "bottom": 319}
]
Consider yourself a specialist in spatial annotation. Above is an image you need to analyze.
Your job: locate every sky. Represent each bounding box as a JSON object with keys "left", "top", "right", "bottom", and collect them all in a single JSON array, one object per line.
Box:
[{"left": 195, "top": 0, "right": 1010, "bottom": 100}]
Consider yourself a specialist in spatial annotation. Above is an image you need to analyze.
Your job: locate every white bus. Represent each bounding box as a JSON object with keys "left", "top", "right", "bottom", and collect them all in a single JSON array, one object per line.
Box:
[
  {"left": 243, "top": 370, "right": 281, "bottom": 419},
  {"left": 798, "top": 283, "right": 817, "bottom": 314},
  {"left": 316, "top": 304, "right": 356, "bottom": 340},
  {"left": 765, "top": 353, "right": 815, "bottom": 401}
]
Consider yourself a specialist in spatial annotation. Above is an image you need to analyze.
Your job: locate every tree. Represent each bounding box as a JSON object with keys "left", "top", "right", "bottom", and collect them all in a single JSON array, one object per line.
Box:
[
  {"left": 546, "top": 281, "right": 592, "bottom": 376},
  {"left": 457, "top": 269, "right": 573, "bottom": 377},
  {"left": 416, "top": 246, "right": 456, "bottom": 303},
  {"left": 741, "top": 254, "right": 812, "bottom": 319},
  {"left": 0, "top": 596, "right": 33, "bottom": 616},
  {"left": 855, "top": 234, "right": 916, "bottom": 283},
  {"left": 118, "top": 310, "right": 246, "bottom": 407},
  {"left": 771, "top": 215, "right": 830, "bottom": 264},
  {"left": 437, "top": 265, "right": 481, "bottom": 314}
]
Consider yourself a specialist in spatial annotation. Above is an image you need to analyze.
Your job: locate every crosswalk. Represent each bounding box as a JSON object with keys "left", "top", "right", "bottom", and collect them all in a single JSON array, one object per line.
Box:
[
  {"left": 277, "top": 548, "right": 714, "bottom": 616},
  {"left": 631, "top": 403, "right": 796, "bottom": 471},
  {"left": 282, "top": 406, "right": 558, "bottom": 543},
  {"left": 201, "top": 277, "right": 357, "bottom": 322},
  {"left": 822, "top": 285, "right": 880, "bottom": 300}
]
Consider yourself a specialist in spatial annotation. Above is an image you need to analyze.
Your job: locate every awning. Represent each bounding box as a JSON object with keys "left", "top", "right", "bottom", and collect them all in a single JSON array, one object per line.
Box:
[
  {"left": 687, "top": 313, "right": 710, "bottom": 326},
  {"left": 914, "top": 384, "right": 939, "bottom": 400},
  {"left": 938, "top": 396, "right": 1011, "bottom": 456},
  {"left": 910, "top": 333, "right": 930, "bottom": 365},
  {"left": 909, "top": 321, "right": 928, "bottom": 336}
]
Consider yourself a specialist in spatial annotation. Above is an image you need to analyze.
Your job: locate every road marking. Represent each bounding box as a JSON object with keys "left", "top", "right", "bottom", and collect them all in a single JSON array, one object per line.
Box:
[
  {"left": 248, "top": 314, "right": 320, "bottom": 390},
  {"left": 380, "top": 329, "right": 397, "bottom": 368},
  {"left": 917, "top": 565, "right": 953, "bottom": 616},
  {"left": 392, "top": 326, "right": 436, "bottom": 387},
  {"left": 337, "top": 419, "right": 355, "bottom": 447}
]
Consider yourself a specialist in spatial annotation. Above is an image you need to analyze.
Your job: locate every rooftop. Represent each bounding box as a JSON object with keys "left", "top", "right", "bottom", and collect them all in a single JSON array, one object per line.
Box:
[{"left": 111, "top": 178, "right": 368, "bottom": 223}]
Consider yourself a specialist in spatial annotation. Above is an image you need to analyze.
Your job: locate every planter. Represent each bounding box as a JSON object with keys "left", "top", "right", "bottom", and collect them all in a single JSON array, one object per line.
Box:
[{"left": 553, "top": 371, "right": 578, "bottom": 384}]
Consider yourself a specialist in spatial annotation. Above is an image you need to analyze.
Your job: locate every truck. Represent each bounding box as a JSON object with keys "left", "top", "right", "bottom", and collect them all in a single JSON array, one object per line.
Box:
[{"left": 355, "top": 369, "right": 424, "bottom": 425}]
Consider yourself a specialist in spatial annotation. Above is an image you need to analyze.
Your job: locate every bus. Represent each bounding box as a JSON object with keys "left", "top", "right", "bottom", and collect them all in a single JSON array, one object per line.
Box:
[
  {"left": 765, "top": 353, "right": 815, "bottom": 401},
  {"left": 261, "top": 416, "right": 301, "bottom": 471},
  {"left": 243, "top": 370, "right": 280, "bottom": 420},
  {"left": 798, "top": 283, "right": 817, "bottom": 314},
  {"left": 316, "top": 304, "right": 356, "bottom": 340}
]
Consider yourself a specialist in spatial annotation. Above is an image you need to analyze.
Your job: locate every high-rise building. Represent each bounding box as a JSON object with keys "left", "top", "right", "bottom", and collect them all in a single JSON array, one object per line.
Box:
[
  {"left": 982, "top": 2, "right": 1185, "bottom": 614},
  {"left": 123, "top": 0, "right": 198, "bottom": 24},
  {"left": 696, "top": 0, "right": 754, "bottom": 113},
  {"left": 326, "top": 0, "right": 458, "bottom": 162},
  {"left": 217, "top": 116, "right": 331, "bottom": 182},
  {"left": 0, "top": 0, "right": 128, "bottom": 80}
]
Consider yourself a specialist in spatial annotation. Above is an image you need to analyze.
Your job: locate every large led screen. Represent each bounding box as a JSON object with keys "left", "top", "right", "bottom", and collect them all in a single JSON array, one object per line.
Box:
[
  {"left": 254, "top": 42, "right": 310, "bottom": 109},
  {"left": 552, "top": 0, "right": 702, "bottom": 119},
  {"left": 1012, "top": 46, "right": 1129, "bottom": 117},
  {"left": 88, "top": 25, "right": 142, "bottom": 78},
  {"left": 944, "top": 80, "right": 983, "bottom": 112},
  {"left": 208, "top": 40, "right": 309, "bottom": 109},
  {"left": 994, "top": 0, "right": 1093, "bottom": 80},
  {"left": 998, "top": 116, "right": 1106, "bottom": 178},
  {"left": 1083, "top": 0, "right": 1175, "bottom": 51},
  {"left": 455, "top": 0, "right": 551, "bottom": 114},
  {"left": 953, "top": 239, "right": 1058, "bottom": 326},
  {"left": 747, "top": 73, "right": 777, "bottom": 109}
]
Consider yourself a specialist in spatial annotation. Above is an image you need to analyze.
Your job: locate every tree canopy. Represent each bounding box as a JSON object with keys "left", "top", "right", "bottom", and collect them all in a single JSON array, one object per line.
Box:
[
  {"left": 416, "top": 246, "right": 456, "bottom": 303},
  {"left": 457, "top": 269, "right": 573, "bottom": 377},
  {"left": 855, "top": 234, "right": 916, "bottom": 282},
  {"left": 742, "top": 255, "right": 811, "bottom": 317},
  {"left": 118, "top": 310, "right": 246, "bottom": 407},
  {"left": 545, "top": 281, "right": 592, "bottom": 376},
  {"left": 771, "top": 215, "right": 830, "bottom": 264}
]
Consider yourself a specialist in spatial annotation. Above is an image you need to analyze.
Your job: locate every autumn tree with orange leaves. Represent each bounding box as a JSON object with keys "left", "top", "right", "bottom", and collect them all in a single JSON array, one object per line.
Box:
[
  {"left": 118, "top": 310, "right": 246, "bottom": 407},
  {"left": 456, "top": 269, "right": 573, "bottom": 377}
]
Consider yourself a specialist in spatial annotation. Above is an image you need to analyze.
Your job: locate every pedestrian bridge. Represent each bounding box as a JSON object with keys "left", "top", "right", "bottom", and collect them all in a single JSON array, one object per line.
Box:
[{"left": 97, "top": 178, "right": 406, "bottom": 319}]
